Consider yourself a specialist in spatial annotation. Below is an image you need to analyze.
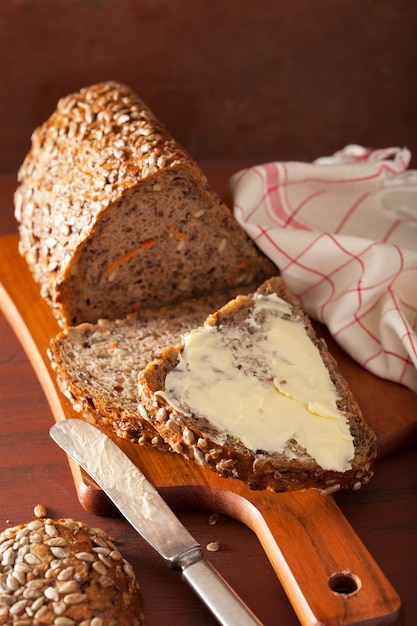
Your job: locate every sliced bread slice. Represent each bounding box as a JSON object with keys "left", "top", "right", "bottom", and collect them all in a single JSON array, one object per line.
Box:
[
  {"left": 48, "top": 288, "right": 254, "bottom": 447},
  {"left": 138, "top": 276, "right": 377, "bottom": 493}
]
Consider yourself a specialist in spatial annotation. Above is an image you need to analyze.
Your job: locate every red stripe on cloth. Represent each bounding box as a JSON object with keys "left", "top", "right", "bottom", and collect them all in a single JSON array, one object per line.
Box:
[
  {"left": 257, "top": 230, "right": 340, "bottom": 313},
  {"left": 363, "top": 348, "right": 413, "bottom": 370},
  {"left": 241, "top": 167, "right": 271, "bottom": 223},
  {"left": 389, "top": 285, "right": 417, "bottom": 361},
  {"left": 334, "top": 191, "right": 371, "bottom": 233},
  {"left": 265, "top": 163, "right": 288, "bottom": 224},
  {"left": 331, "top": 243, "right": 406, "bottom": 338},
  {"left": 284, "top": 189, "right": 327, "bottom": 228},
  {"left": 232, "top": 166, "right": 269, "bottom": 224},
  {"left": 287, "top": 158, "right": 407, "bottom": 187},
  {"left": 382, "top": 219, "right": 404, "bottom": 243}
]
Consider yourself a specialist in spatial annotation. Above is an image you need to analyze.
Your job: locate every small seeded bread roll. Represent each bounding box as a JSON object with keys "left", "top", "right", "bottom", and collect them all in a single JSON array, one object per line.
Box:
[
  {"left": 138, "top": 277, "right": 377, "bottom": 493},
  {"left": 48, "top": 287, "right": 254, "bottom": 447},
  {"left": 0, "top": 518, "right": 144, "bottom": 626},
  {"left": 14, "top": 81, "right": 275, "bottom": 327}
]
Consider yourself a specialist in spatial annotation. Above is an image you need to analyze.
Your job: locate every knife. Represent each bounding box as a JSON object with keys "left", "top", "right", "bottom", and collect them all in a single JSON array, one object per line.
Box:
[{"left": 50, "top": 419, "right": 263, "bottom": 626}]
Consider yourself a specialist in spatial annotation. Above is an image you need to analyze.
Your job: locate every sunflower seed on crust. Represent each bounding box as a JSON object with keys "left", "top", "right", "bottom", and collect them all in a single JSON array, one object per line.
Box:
[{"left": 0, "top": 517, "right": 145, "bottom": 624}]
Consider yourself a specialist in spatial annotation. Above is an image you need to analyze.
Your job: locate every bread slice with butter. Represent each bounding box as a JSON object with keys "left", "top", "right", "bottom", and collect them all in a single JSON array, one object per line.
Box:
[
  {"left": 48, "top": 288, "right": 254, "bottom": 447},
  {"left": 138, "top": 277, "right": 377, "bottom": 493}
]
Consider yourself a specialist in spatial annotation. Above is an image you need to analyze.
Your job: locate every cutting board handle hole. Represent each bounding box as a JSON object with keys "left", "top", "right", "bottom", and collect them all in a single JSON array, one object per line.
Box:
[{"left": 328, "top": 572, "right": 361, "bottom": 596}]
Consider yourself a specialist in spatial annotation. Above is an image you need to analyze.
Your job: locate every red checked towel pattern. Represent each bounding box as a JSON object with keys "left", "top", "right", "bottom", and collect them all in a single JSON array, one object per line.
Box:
[{"left": 231, "top": 146, "right": 417, "bottom": 393}]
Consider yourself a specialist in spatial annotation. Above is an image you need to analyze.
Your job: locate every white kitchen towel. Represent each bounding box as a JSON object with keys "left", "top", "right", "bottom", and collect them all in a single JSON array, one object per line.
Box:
[{"left": 231, "top": 146, "right": 417, "bottom": 392}]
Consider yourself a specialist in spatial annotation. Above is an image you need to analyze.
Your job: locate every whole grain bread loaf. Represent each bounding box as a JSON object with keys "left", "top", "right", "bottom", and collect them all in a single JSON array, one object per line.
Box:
[
  {"left": 0, "top": 517, "right": 144, "bottom": 625},
  {"left": 48, "top": 288, "right": 253, "bottom": 446},
  {"left": 138, "top": 277, "right": 377, "bottom": 493},
  {"left": 14, "top": 81, "right": 275, "bottom": 326}
]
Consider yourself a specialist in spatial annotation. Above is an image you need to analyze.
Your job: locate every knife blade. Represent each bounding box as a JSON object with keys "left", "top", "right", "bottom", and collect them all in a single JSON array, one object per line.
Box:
[{"left": 50, "top": 419, "right": 263, "bottom": 626}]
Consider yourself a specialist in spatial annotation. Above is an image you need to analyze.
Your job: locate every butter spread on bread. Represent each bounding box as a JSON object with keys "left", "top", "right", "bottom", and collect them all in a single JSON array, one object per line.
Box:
[
  {"left": 156, "top": 292, "right": 354, "bottom": 472},
  {"left": 139, "top": 277, "right": 377, "bottom": 493}
]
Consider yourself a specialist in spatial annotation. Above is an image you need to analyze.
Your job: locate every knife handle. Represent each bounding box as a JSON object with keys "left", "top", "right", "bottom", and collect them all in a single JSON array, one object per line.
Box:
[{"left": 182, "top": 559, "right": 263, "bottom": 626}]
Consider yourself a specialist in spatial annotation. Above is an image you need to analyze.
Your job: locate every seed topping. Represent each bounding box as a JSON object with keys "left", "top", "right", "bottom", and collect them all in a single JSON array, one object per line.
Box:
[
  {"left": 208, "top": 513, "right": 221, "bottom": 526},
  {"left": 33, "top": 504, "right": 47, "bottom": 519},
  {"left": 0, "top": 516, "right": 143, "bottom": 623}
]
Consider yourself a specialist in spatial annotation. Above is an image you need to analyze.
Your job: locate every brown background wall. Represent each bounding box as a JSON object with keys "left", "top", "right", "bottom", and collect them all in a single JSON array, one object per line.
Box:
[{"left": 1, "top": 0, "right": 416, "bottom": 174}]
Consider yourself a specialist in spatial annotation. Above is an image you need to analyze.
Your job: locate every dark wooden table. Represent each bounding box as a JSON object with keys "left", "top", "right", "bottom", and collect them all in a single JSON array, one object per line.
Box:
[{"left": 0, "top": 171, "right": 416, "bottom": 626}]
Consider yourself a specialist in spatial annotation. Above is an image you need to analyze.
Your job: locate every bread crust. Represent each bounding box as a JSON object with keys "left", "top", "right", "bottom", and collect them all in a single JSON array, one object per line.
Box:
[
  {"left": 0, "top": 518, "right": 144, "bottom": 625},
  {"left": 138, "top": 277, "right": 377, "bottom": 493},
  {"left": 15, "top": 81, "right": 275, "bottom": 326}
]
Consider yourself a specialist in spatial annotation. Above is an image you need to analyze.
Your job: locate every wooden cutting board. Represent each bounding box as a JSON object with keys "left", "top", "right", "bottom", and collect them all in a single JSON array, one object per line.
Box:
[{"left": 1, "top": 233, "right": 416, "bottom": 626}]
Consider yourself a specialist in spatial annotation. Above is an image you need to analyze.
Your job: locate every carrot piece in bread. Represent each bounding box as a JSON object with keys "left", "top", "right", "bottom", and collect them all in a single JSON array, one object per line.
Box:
[
  {"left": 107, "top": 238, "right": 159, "bottom": 274},
  {"left": 171, "top": 227, "right": 190, "bottom": 242}
]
